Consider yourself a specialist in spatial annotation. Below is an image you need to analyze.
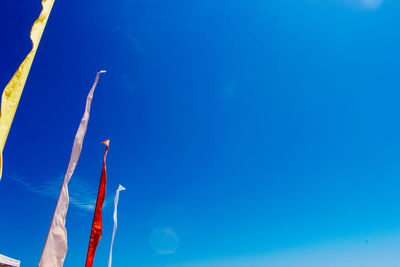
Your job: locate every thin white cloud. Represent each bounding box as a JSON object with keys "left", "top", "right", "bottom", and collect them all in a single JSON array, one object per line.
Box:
[
  {"left": 347, "top": 0, "right": 383, "bottom": 9},
  {"left": 166, "top": 233, "right": 400, "bottom": 267},
  {"left": 9, "top": 175, "right": 97, "bottom": 212},
  {"left": 313, "top": 0, "right": 384, "bottom": 10},
  {"left": 359, "top": 0, "right": 383, "bottom": 9}
]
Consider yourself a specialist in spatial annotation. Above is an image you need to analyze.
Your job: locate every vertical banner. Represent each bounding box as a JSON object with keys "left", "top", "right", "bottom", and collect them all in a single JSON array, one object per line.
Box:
[
  {"left": 85, "top": 140, "right": 110, "bottom": 267},
  {"left": 39, "top": 71, "right": 106, "bottom": 267},
  {"left": 108, "top": 185, "right": 126, "bottom": 267},
  {"left": 0, "top": 0, "right": 55, "bottom": 180}
]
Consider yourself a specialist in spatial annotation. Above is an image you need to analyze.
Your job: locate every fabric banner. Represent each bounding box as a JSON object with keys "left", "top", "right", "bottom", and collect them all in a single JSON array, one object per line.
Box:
[
  {"left": 39, "top": 71, "right": 106, "bottom": 267},
  {"left": 85, "top": 140, "right": 110, "bottom": 267},
  {"left": 0, "top": 0, "right": 55, "bottom": 180},
  {"left": 108, "top": 184, "right": 126, "bottom": 267}
]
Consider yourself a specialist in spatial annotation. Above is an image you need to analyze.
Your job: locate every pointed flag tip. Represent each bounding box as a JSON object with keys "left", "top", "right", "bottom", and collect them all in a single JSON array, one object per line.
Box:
[
  {"left": 102, "top": 139, "right": 110, "bottom": 147},
  {"left": 118, "top": 185, "right": 126, "bottom": 191}
]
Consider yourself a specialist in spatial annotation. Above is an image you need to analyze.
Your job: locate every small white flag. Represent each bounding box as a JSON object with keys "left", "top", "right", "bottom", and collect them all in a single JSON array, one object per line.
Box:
[{"left": 108, "top": 185, "right": 126, "bottom": 267}]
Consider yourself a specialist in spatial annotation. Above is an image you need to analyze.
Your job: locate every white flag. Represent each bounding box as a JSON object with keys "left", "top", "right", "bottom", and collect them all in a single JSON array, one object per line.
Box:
[
  {"left": 108, "top": 185, "right": 126, "bottom": 267},
  {"left": 39, "top": 71, "right": 106, "bottom": 267}
]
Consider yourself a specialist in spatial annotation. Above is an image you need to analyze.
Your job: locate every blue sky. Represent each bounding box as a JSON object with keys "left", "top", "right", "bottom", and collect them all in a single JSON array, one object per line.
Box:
[{"left": 1, "top": 0, "right": 400, "bottom": 266}]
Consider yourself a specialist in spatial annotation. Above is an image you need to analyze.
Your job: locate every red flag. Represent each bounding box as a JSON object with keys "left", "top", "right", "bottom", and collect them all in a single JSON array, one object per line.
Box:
[{"left": 85, "top": 139, "right": 110, "bottom": 267}]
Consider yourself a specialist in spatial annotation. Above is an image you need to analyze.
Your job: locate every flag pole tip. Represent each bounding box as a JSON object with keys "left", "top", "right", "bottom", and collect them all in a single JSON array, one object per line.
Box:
[
  {"left": 99, "top": 70, "right": 107, "bottom": 74},
  {"left": 102, "top": 139, "right": 110, "bottom": 146}
]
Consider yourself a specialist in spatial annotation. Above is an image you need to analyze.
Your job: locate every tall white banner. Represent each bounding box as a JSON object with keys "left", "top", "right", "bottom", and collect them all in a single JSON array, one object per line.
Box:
[
  {"left": 108, "top": 185, "right": 126, "bottom": 267},
  {"left": 39, "top": 71, "right": 106, "bottom": 267}
]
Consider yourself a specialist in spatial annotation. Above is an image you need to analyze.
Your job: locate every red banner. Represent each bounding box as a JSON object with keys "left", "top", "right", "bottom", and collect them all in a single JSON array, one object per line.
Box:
[{"left": 85, "top": 139, "right": 110, "bottom": 267}]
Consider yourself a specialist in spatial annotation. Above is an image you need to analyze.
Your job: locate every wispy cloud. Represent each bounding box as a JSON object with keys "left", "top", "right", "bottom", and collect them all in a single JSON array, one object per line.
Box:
[
  {"left": 345, "top": 0, "right": 383, "bottom": 9},
  {"left": 357, "top": 0, "right": 383, "bottom": 9},
  {"left": 313, "top": 0, "right": 384, "bottom": 10},
  {"left": 9, "top": 175, "right": 98, "bottom": 212},
  {"left": 165, "top": 233, "right": 400, "bottom": 267}
]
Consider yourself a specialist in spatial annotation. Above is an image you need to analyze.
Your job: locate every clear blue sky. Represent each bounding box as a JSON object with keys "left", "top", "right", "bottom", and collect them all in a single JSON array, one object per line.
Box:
[{"left": 1, "top": 0, "right": 400, "bottom": 266}]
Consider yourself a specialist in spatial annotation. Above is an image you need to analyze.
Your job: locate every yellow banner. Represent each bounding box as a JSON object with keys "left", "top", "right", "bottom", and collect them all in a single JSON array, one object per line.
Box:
[{"left": 0, "top": 0, "right": 54, "bottom": 180}]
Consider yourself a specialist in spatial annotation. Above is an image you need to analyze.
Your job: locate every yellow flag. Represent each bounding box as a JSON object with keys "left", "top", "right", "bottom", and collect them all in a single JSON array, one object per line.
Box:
[{"left": 0, "top": 0, "right": 54, "bottom": 180}]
